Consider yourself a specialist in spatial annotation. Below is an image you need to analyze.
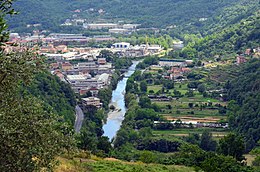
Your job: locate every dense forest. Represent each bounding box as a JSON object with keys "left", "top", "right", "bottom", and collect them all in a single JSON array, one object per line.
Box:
[
  {"left": 7, "top": 0, "right": 259, "bottom": 33},
  {"left": 226, "top": 59, "right": 260, "bottom": 151},
  {"left": 178, "top": 12, "right": 260, "bottom": 59},
  {"left": 27, "top": 72, "right": 77, "bottom": 125}
]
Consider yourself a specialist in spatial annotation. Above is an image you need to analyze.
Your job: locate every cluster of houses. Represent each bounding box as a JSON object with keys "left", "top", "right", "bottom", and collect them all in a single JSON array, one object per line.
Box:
[
  {"left": 154, "top": 120, "right": 228, "bottom": 129},
  {"left": 50, "top": 56, "right": 113, "bottom": 108},
  {"left": 8, "top": 32, "right": 116, "bottom": 48}
]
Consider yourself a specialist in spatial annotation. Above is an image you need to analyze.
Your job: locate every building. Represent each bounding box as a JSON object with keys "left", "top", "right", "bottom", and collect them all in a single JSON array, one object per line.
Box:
[
  {"left": 56, "top": 45, "right": 68, "bottom": 53},
  {"left": 84, "top": 23, "right": 119, "bottom": 30},
  {"left": 62, "top": 62, "right": 73, "bottom": 71},
  {"left": 97, "top": 58, "right": 107, "bottom": 65},
  {"left": 82, "top": 97, "right": 102, "bottom": 108},
  {"left": 50, "top": 63, "right": 59, "bottom": 70},
  {"left": 109, "top": 28, "right": 129, "bottom": 34},
  {"left": 169, "top": 67, "right": 191, "bottom": 80},
  {"left": 74, "top": 62, "right": 98, "bottom": 73},
  {"left": 122, "top": 24, "right": 140, "bottom": 30},
  {"left": 159, "top": 59, "right": 188, "bottom": 67},
  {"left": 147, "top": 45, "right": 163, "bottom": 54},
  {"left": 53, "top": 70, "right": 65, "bottom": 81},
  {"left": 237, "top": 56, "right": 247, "bottom": 64},
  {"left": 112, "top": 42, "right": 131, "bottom": 49},
  {"left": 97, "top": 73, "right": 110, "bottom": 86}
]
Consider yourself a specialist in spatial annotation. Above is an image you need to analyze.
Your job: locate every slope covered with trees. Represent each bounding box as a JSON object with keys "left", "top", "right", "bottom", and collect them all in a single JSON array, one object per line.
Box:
[
  {"left": 226, "top": 59, "right": 260, "bottom": 151},
  {"left": 27, "top": 72, "right": 77, "bottom": 125},
  {"left": 7, "top": 0, "right": 258, "bottom": 32},
  {"left": 178, "top": 11, "right": 260, "bottom": 59},
  {"left": 0, "top": 2, "right": 77, "bottom": 171}
]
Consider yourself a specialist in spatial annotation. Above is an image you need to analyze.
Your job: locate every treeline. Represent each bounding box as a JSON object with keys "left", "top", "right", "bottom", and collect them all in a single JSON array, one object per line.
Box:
[{"left": 225, "top": 59, "right": 260, "bottom": 152}]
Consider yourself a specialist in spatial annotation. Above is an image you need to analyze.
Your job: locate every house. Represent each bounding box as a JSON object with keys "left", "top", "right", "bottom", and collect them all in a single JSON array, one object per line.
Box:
[
  {"left": 82, "top": 97, "right": 102, "bottom": 108},
  {"left": 97, "top": 58, "right": 107, "bottom": 65},
  {"left": 88, "top": 87, "right": 99, "bottom": 97},
  {"left": 97, "top": 73, "right": 110, "bottom": 86},
  {"left": 56, "top": 45, "right": 68, "bottom": 53},
  {"left": 74, "top": 62, "right": 98, "bottom": 72},
  {"left": 147, "top": 45, "right": 163, "bottom": 54},
  {"left": 237, "top": 56, "right": 247, "bottom": 64},
  {"left": 169, "top": 67, "right": 191, "bottom": 80},
  {"left": 50, "top": 63, "right": 59, "bottom": 70},
  {"left": 53, "top": 70, "right": 65, "bottom": 81},
  {"left": 40, "top": 44, "right": 56, "bottom": 53},
  {"left": 62, "top": 62, "right": 73, "bottom": 71},
  {"left": 245, "top": 49, "right": 252, "bottom": 55},
  {"left": 122, "top": 24, "right": 140, "bottom": 30}
]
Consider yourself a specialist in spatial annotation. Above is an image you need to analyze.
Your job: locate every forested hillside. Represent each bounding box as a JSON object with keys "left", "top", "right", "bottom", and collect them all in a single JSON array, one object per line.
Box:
[
  {"left": 8, "top": 0, "right": 258, "bottom": 32},
  {"left": 226, "top": 59, "right": 260, "bottom": 151},
  {"left": 178, "top": 11, "right": 260, "bottom": 59},
  {"left": 27, "top": 72, "right": 77, "bottom": 125}
]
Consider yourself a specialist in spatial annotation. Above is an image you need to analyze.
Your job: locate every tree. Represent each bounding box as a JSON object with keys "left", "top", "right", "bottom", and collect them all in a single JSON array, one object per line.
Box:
[
  {"left": 0, "top": 4, "right": 75, "bottom": 171},
  {"left": 140, "top": 81, "right": 147, "bottom": 92},
  {"left": 188, "top": 103, "right": 194, "bottom": 108},
  {"left": 200, "top": 131, "right": 217, "bottom": 151},
  {"left": 0, "top": 1, "right": 17, "bottom": 43},
  {"left": 218, "top": 133, "right": 245, "bottom": 161},
  {"left": 186, "top": 90, "right": 194, "bottom": 97},
  {"left": 0, "top": 51, "right": 75, "bottom": 171},
  {"left": 139, "top": 96, "right": 151, "bottom": 108},
  {"left": 198, "top": 84, "right": 206, "bottom": 93},
  {"left": 97, "top": 136, "right": 112, "bottom": 155},
  {"left": 98, "top": 50, "right": 114, "bottom": 62}
]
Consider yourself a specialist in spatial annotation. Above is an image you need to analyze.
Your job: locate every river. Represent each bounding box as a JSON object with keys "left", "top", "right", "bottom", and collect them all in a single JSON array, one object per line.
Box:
[{"left": 102, "top": 61, "right": 139, "bottom": 141}]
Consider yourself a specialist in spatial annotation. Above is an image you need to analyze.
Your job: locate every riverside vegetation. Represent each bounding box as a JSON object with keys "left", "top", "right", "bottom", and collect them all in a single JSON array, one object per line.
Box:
[{"left": 0, "top": 0, "right": 260, "bottom": 172}]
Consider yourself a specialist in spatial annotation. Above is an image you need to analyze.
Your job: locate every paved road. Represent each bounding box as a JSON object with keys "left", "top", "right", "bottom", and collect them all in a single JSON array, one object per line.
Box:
[{"left": 74, "top": 105, "right": 84, "bottom": 133}]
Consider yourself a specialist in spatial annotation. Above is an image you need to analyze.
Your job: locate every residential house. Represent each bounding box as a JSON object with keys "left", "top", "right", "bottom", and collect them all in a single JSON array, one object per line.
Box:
[
  {"left": 237, "top": 56, "right": 247, "bottom": 64},
  {"left": 97, "top": 58, "right": 107, "bottom": 65},
  {"left": 82, "top": 97, "right": 102, "bottom": 108},
  {"left": 62, "top": 62, "right": 73, "bottom": 71}
]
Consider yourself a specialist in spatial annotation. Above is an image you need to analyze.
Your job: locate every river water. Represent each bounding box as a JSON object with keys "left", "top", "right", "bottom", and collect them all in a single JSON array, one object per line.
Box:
[{"left": 103, "top": 61, "right": 139, "bottom": 141}]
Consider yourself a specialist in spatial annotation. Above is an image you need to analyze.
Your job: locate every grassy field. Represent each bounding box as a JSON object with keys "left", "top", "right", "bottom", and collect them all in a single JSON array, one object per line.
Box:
[{"left": 55, "top": 157, "right": 195, "bottom": 172}]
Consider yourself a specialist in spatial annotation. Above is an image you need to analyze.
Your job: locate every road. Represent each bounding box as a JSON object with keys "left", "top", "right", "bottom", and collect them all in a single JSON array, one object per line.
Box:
[{"left": 74, "top": 105, "right": 84, "bottom": 133}]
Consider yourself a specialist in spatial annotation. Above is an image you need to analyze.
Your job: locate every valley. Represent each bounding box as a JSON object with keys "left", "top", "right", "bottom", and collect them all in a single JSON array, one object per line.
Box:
[{"left": 0, "top": 0, "right": 260, "bottom": 171}]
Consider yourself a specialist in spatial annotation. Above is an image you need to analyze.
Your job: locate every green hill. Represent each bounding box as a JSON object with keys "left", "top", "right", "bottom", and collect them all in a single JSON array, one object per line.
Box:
[
  {"left": 8, "top": 0, "right": 259, "bottom": 33},
  {"left": 179, "top": 11, "right": 260, "bottom": 58}
]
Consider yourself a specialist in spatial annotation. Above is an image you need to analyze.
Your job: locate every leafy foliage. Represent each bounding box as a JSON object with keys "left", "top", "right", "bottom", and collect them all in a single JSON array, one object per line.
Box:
[
  {"left": 28, "top": 72, "right": 77, "bottom": 125},
  {"left": 0, "top": 50, "right": 75, "bottom": 171},
  {"left": 226, "top": 59, "right": 260, "bottom": 151}
]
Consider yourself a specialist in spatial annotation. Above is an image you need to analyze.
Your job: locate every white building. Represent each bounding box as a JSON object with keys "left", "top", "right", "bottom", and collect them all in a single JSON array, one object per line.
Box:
[
  {"left": 109, "top": 28, "right": 129, "bottom": 34},
  {"left": 84, "top": 23, "right": 119, "bottom": 30},
  {"left": 112, "top": 42, "right": 131, "bottom": 49}
]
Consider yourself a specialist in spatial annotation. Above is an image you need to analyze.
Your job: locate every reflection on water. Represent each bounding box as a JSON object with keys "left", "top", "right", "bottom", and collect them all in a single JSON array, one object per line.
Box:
[{"left": 103, "top": 61, "right": 139, "bottom": 141}]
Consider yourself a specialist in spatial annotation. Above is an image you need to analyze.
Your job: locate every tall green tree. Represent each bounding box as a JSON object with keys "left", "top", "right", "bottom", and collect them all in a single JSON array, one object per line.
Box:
[{"left": 218, "top": 133, "right": 245, "bottom": 161}]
